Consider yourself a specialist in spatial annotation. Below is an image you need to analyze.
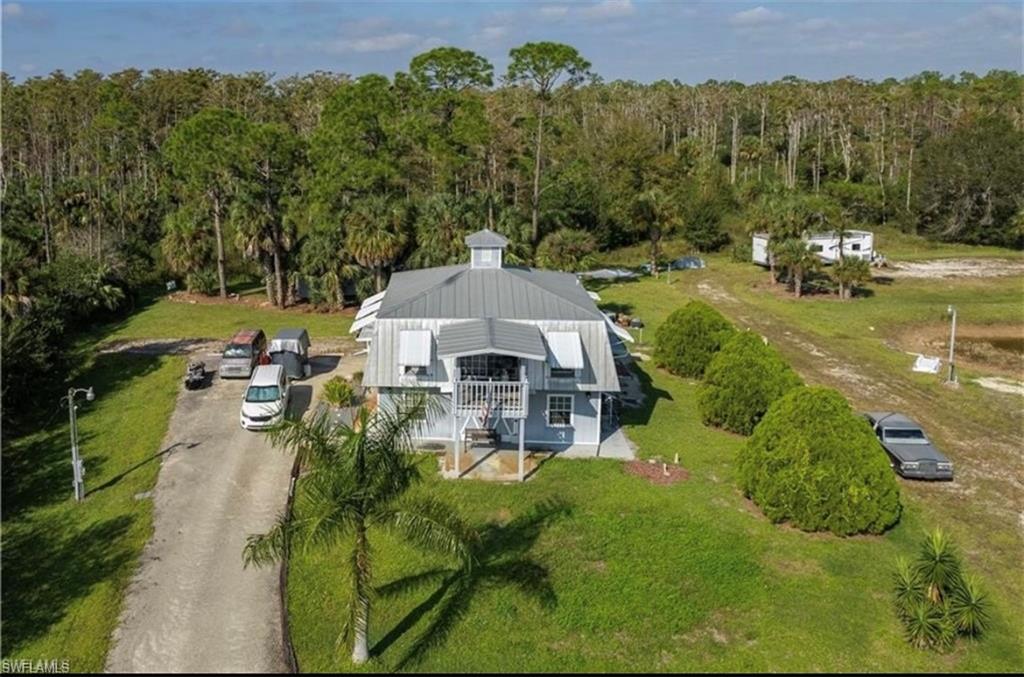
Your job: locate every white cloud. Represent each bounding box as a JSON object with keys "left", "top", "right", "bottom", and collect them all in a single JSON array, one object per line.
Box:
[
  {"left": 540, "top": 5, "right": 569, "bottom": 19},
  {"left": 3, "top": 2, "right": 23, "bottom": 18},
  {"left": 580, "top": 0, "right": 635, "bottom": 20},
  {"left": 325, "top": 32, "right": 421, "bottom": 54},
  {"left": 729, "top": 6, "right": 784, "bottom": 27},
  {"left": 479, "top": 25, "right": 507, "bottom": 41},
  {"left": 796, "top": 17, "right": 839, "bottom": 33}
]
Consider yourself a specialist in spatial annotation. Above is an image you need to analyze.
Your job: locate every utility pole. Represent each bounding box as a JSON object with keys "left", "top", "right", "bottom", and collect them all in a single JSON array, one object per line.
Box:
[
  {"left": 63, "top": 387, "right": 95, "bottom": 501},
  {"left": 946, "top": 305, "right": 958, "bottom": 385}
]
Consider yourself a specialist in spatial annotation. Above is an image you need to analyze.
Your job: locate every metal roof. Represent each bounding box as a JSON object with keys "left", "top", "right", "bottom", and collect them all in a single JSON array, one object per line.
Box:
[
  {"left": 436, "top": 318, "right": 547, "bottom": 361},
  {"left": 376, "top": 265, "right": 604, "bottom": 322},
  {"left": 464, "top": 228, "right": 509, "bottom": 248}
]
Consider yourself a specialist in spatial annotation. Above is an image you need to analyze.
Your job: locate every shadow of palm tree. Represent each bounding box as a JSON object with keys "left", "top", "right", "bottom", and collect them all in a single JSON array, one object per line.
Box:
[{"left": 371, "top": 497, "right": 572, "bottom": 669}]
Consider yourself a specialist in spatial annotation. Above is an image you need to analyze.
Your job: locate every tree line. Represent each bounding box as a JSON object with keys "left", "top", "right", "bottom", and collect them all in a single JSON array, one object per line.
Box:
[{"left": 2, "top": 43, "right": 1022, "bottom": 422}]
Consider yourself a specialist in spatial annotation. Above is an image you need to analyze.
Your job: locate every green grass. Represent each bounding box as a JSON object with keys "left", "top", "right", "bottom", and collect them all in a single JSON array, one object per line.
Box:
[
  {"left": 86, "top": 287, "right": 351, "bottom": 345},
  {"left": 1, "top": 353, "right": 183, "bottom": 672},
  {"left": 286, "top": 364, "right": 1021, "bottom": 672}
]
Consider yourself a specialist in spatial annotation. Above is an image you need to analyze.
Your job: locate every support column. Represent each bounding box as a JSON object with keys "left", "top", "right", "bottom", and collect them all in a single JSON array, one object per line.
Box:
[
  {"left": 452, "top": 369, "right": 461, "bottom": 477},
  {"left": 517, "top": 417, "right": 526, "bottom": 481}
]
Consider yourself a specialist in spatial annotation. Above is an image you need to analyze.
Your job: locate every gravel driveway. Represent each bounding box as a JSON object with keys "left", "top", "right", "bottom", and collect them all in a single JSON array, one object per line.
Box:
[{"left": 106, "top": 354, "right": 341, "bottom": 673}]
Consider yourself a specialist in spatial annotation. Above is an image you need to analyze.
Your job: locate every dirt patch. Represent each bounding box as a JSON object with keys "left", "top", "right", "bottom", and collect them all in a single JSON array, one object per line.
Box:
[
  {"left": 885, "top": 258, "right": 1024, "bottom": 279},
  {"left": 892, "top": 323, "right": 1024, "bottom": 379},
  {"left": 624, "top": 460, "right": 689, "bottom": 485},
  {"left": 765, "top": 553, "right": 825, "bottom": 577},
  {"left": 697, "top": 280, "right": 739, "bottom": 305},
  {"left": 975, "top": 377, "right": 1024, "bottom": 396}
]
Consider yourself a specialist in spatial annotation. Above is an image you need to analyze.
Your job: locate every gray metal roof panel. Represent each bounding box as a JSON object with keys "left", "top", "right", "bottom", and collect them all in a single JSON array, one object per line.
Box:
[
  {"left": 464, "top": 228, "right": 509, "bottom": 248},
  {"left": 376, "top": 266, "right": 604, "bottom": 321},
  {"left": 436, "top": 318, "right": 546, "bottom": 360}
]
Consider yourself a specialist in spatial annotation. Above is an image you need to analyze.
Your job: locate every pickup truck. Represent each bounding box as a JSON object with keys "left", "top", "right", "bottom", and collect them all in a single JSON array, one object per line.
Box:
[{"left": 863, "top": 412, "right": 954, "bottom": 481}]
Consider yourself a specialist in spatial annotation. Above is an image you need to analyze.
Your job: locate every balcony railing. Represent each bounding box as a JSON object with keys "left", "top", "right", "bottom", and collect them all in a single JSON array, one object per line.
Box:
[{"left": 453, "top": 380, "right": 529, "bottom": 419}]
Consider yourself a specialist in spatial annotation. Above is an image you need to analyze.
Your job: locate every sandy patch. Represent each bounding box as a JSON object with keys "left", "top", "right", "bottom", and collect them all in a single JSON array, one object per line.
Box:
[
  {"left": 884, "top": 258, "right": 1024, "bottom": 279},
  {"left": 975, "top": 377, "right": 1024, "bottom": 396},
  {"left": 697, "top": 281, "right": 740, "bottom": 305}
]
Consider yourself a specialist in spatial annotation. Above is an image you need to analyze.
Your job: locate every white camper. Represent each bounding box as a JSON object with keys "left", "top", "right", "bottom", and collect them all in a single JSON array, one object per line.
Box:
[{"left": 752, "top": 230, "right": 876, "bottom": 266}]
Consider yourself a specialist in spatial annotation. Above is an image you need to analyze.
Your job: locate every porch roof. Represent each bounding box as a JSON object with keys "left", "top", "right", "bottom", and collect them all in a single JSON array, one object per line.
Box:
[{"left": 436, "top": 318, "right": 546, "bottom": 361}]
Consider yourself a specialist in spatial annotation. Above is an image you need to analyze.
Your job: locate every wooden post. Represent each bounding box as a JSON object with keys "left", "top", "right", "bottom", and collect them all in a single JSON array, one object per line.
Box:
[
  {"left": 518, "top": 363, "right": 528, "bottom": 481},
  {"left": 453, "top": 368, "right": 461, "bottom": 477}
]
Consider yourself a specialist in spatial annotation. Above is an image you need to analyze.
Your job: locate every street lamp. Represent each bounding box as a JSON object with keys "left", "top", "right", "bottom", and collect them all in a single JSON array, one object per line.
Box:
[
  {"left": 946, "top": 305, "right": 958, "bottom": 386},
  {"left": 62, "top": 386, "right": 95, "bottom": 501}
]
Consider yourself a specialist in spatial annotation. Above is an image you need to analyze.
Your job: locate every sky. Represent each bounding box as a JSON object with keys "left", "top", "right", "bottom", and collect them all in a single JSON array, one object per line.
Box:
[{"left": 2, "top": 1, "right": 1022, "bottom": 84}]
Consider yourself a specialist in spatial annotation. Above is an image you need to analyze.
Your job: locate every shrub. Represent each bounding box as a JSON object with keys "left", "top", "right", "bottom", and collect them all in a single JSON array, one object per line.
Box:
[
  {"left": 892, "top": 529, "right": 992, "bottom": 651},
  {"left": 737, "top": 386, "right": 901, "bottom": 535},
  {"left": 535, "top": 228, "right": 598, "bottom": 272},
  {"left": 697, "top": 332, "right": 802, "bottom": 435},
  {"left": 682, "top": 198, "right": 731, "bottom": 252},
  {"left": 730, "top": 242, "right": 752, "bottom": 263},
  {"left": 653, "top": 300, "right": 735, "bottom": 378},
  {"left": 322, "top": 376, "right": 355, "bottom": 408}
]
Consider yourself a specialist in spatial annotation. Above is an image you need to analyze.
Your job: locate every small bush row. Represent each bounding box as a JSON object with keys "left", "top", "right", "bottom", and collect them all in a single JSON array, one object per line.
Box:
[{"left": 653, "top": 299, "right": 900, "bottom": 536}]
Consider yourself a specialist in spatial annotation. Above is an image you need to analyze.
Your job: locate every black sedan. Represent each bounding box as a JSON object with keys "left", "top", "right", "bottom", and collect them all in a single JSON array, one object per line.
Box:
[{"left": 863, "top": 412, "right": 954, "bottom": 480}]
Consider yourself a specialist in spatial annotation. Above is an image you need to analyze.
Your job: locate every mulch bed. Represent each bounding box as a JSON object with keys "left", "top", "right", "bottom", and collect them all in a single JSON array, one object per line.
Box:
[{"left": 625, "top": 460, "right": 689, "bottom": 485}]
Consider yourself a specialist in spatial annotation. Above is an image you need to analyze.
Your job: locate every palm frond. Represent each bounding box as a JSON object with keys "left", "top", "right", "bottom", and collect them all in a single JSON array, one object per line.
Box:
[
  {"left": 948, "top": 574, "right": 991, "bottom": 638},
  {"left": 243, "top": 512, "right": 292, "bottom": 568}
]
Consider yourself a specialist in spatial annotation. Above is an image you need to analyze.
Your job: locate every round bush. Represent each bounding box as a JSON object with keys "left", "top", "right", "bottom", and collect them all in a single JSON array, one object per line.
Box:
[
  {"left": 654, "top": 300, "right": 735, "bottom": 378},
  {"left": 697, "top": 332, "right": 802, "bottom": 435},
  {"left": 738, "top": 386, "right": 901, "bottom": 536}
]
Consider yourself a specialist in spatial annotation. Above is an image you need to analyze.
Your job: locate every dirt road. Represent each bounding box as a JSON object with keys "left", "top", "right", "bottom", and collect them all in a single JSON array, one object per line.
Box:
[{"left": 106, "top": 355, "right": 341, "bottom": 673}]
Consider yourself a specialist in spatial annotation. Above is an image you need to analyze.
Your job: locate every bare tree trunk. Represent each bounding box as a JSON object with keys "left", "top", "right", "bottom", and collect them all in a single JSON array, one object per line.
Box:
[
  {"left": 530, "top": 101, "right": 545, "bottom": 245},
  {"left": 273, "top": 241, "right": 285, "bottom": 308},
  {"left": 351, "top": 521, "right": 370, "bottom": 665},
  {"left": 906, "top": 113, "right": 916, "bottom": 212},
  {"left": 730, "top": 112, "right": 739, "bottom": 185},
  {"left": 212, "top": 194, "right": 228, "bottom": 299},
  {"left": 758, "top": 98, "right": 766, "bottom": 181},
  {"left": 794, "top": 270, "right": 803, "bottom": 298}
]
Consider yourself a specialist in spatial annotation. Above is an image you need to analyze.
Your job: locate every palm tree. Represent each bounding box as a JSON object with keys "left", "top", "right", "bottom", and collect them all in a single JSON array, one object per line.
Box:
[
  {"left": 535, "top": 228, "right": 598, "bottom": 272},
  {"left": 915, "top": 529, "right": 962, "bottom": 605},
  {"left": 409, "top": 193, "right": 473, "bottom": 268},
  {"left": 161, "top": 207, "right": 215, "bottom": 294},
  {"left": 632, "top": 187, "right": 679, "bottom": 275},
  {"left": 345, "top": 196, "right": 410, "bottom": 292},
  {"left": 772, "top": 237, "right": 820, "bottom": 298},
  {"left": 242, "top": 398, "right": 476, "bottom": 666},
  {"left": 830, "top": 256, "right": 871, "bottom": 300}
]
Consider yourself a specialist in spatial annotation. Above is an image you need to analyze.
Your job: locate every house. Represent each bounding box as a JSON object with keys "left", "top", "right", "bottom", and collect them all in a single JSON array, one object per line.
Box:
[
  {"left": 752, "top": 230, "right": 876, "bottom": 266},
  {"left": 354, "top": 228, "right": 625, "bottom": 480}
]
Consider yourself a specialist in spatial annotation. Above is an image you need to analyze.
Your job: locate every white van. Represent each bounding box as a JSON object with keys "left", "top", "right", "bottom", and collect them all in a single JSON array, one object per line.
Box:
[{"left": 240, "top": 364, "right": 290, "bottom": 430}]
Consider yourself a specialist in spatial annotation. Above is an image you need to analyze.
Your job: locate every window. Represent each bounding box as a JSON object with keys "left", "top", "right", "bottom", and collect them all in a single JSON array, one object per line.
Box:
[
  {"left": 245, "top": 385, "right": 280, "bottom": 403},
  {"left": 549, "top": 367, "right": 575, "bottom": 379},
  {"left": 458, "top": 354, "right": 519, "bottom": 381},
  {"left": 851, "top": 243, "right": 862, "bottom": 251},
  {"left": 547, "top": 394, "right": 574, "bottom": 427},
  {"left": 808, "top": 243, "right": 824, "bottom": 253},
  {"left": 404, "top": 365, "right": 428, "bottom": 377}
]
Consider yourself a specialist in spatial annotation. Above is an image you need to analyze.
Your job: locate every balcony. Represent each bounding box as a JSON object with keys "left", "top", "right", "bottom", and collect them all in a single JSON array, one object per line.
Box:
[{"left": 453, "top": 380, "right": 529, "bottom": 419}]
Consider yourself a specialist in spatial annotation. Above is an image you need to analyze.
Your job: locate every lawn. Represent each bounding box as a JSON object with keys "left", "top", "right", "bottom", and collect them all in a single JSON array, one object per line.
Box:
[
  {"left": 0, "top": 353, "right": 183, "bottom": 672},
  {"left": 86, "top": 285, "right": 352, "bottom": 345},
  {"left": 285, "top": 363, "right": 1022, "bottom": 672}
]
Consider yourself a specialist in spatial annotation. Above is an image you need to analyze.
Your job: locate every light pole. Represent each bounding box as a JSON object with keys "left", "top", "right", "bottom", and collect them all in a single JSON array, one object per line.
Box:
[
  {"left": 62, "top": 386, "right": 95, "bottom": 501},
  {"left": 946, "top": 305, "right": 958, "bottom": 385}
]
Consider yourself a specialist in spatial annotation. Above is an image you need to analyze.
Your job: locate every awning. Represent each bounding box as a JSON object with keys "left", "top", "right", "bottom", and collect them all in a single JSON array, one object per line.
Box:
[
  {"left": 437, "top": 318, "right": 546, "bottom": 361},
  {"left": 603, "top": 313, "right": 635, "bottom": 343},
  {"left": 349, "top": 293, "right": 384, "bottom": 334},
  {"left": 399, "top": 329, "right": 433, "bottom": 367},
  {"left": 355, "top": 299, "right": 382, "bottom": 321},
  {"left": 349, "top": 313, "right": 377, "bottom": 334},
  {"left": 546, "top": 331, "right": 584, "bottom": 370},
  {"left": 356, "top": 326, "right": 375, "bottom": 343}
]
